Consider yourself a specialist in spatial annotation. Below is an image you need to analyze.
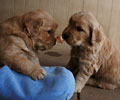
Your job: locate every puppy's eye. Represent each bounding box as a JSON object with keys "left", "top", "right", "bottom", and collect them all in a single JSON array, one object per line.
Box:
[
  {"left": 48, "top": 30, "right": 53, "bottom": 34},
  {"left": 33, "top": 25, "right": 37, "bottom": 29},
  {"left": 76, "top": 26, "right": 83, "bottom": 32}
]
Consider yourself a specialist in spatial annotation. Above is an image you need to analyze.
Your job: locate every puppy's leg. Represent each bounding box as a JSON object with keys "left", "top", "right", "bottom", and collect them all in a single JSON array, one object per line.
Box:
[
  {"left": 14, "top": 54, "right": 46, "bottom": 80},
  {"left": 75, "top": 72, "right": 91, "bottom": 93},
  {"left": 74, "top": 60, "right": 101, "bottom": 93},
  {"left": 75, "top": 67, "right": 94, "bottom": 93},
  {"left": 87, "top": 78, "right": 117, "bottom": 90},
  {"left": 4, "top": 49, "right": 46, "bottom": 80},
  {"left": 97, "top": 82, "right": 117, "bottom": 90},
  {"left": 24, "top": 51, "right": 47, "bottom": 80},
  {"left": 22, "top": 49, "right": 40, "bottom": 65}
]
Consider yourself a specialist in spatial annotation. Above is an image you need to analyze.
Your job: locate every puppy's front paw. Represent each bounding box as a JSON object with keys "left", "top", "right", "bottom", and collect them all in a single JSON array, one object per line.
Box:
[
  {"left": 98, "top": 83, "right": 117, "bottom": 90},
  {"left": 29, "top": 67, "right": 46, "bottom": 80},
  {"left": 74, "top": 84, "right": 82, "bottom": 93}
]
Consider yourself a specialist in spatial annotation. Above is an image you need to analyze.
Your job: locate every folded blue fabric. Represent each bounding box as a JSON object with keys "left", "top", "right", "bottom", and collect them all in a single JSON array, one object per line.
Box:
[{"left": 0, "top": 66, "right": 75, "bottom": 100}]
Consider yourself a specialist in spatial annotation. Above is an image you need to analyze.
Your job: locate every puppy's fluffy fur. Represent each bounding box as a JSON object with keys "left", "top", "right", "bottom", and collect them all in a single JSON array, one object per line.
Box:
[
  {"left": 0, "top": 9, "right": 58, "bottom": 80},
  {"left": 62, "top": 11, "right": 120, "bottom": 92}
]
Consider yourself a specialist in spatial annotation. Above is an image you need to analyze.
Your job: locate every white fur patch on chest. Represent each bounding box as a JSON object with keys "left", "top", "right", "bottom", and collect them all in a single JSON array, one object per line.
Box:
[{"left": 76, "top": 40, "right": 82, "bottom": 46}]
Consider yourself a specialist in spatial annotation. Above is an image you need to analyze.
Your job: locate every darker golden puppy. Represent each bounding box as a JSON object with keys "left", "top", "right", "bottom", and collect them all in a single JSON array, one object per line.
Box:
[
  {"left": 0, "top": 9, "right": 58, "bottom": 80},
  {"left": 62, "top": 11, "right": 120, "bottom": 92}
]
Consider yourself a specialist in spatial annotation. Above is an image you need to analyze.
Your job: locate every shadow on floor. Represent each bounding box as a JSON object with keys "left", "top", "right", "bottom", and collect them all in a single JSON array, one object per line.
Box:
[{"left": 44, "top": 51, "right": 62, "bottom": 57}]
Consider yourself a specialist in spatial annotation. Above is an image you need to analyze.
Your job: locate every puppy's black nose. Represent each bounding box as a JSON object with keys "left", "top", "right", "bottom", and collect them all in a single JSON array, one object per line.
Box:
[
  {"left": 62, "top": 33, "right": 69, "bottom": 40},
  {"left": 54, "top": 39, "right": 56, "bottom": 45}
]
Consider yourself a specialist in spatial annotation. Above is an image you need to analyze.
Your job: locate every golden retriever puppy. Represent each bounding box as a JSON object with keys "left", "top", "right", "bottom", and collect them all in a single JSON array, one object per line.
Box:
[
  {"left": 0, "top": 9, "right": 58, "bottom": 80},
  {"left": 62, "top": 11, "right": 120, "bottom": 92}
]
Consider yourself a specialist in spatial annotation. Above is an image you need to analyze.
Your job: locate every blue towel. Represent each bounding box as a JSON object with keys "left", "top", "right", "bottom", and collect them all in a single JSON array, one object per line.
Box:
[{"left": 0, "top": 66, "right": 75, "bottom": 100}]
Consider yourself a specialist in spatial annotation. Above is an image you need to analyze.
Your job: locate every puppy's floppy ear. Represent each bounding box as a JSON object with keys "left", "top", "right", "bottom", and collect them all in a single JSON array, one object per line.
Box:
[
  {"left": 23, "top": 19, "right": 31, "bottom": 35},
  {"left": 89, "top": 25, "right": 102, "bottom": 46},
  {"left": 22, "top": 14, "right": 43, "bottom": 36}
]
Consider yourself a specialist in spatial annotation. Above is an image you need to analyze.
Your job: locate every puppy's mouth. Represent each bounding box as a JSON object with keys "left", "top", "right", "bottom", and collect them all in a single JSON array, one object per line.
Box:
[
  {"left": 62, "top": 33, "right": 82, "bottom": 46},
  {"left": 35, "top": 45, "right": 46, "bottom": 51},
  {"left": 65, "top": 39, "right": 82, "bottom": 47}
]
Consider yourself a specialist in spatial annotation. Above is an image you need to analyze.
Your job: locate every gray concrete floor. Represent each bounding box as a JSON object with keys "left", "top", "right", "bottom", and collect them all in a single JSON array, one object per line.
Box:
[{"left": 39, "top": 42, "right": 120, "bottom": 100}]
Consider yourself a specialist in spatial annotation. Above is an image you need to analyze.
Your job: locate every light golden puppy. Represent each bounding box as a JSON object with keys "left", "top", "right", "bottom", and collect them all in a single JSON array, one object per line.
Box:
[
  {"left": 62, "top": 11, "right": 120, "bottom": 92},
  {"left": 0, "top": 9, "right": 58, "bottom": 80}
]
